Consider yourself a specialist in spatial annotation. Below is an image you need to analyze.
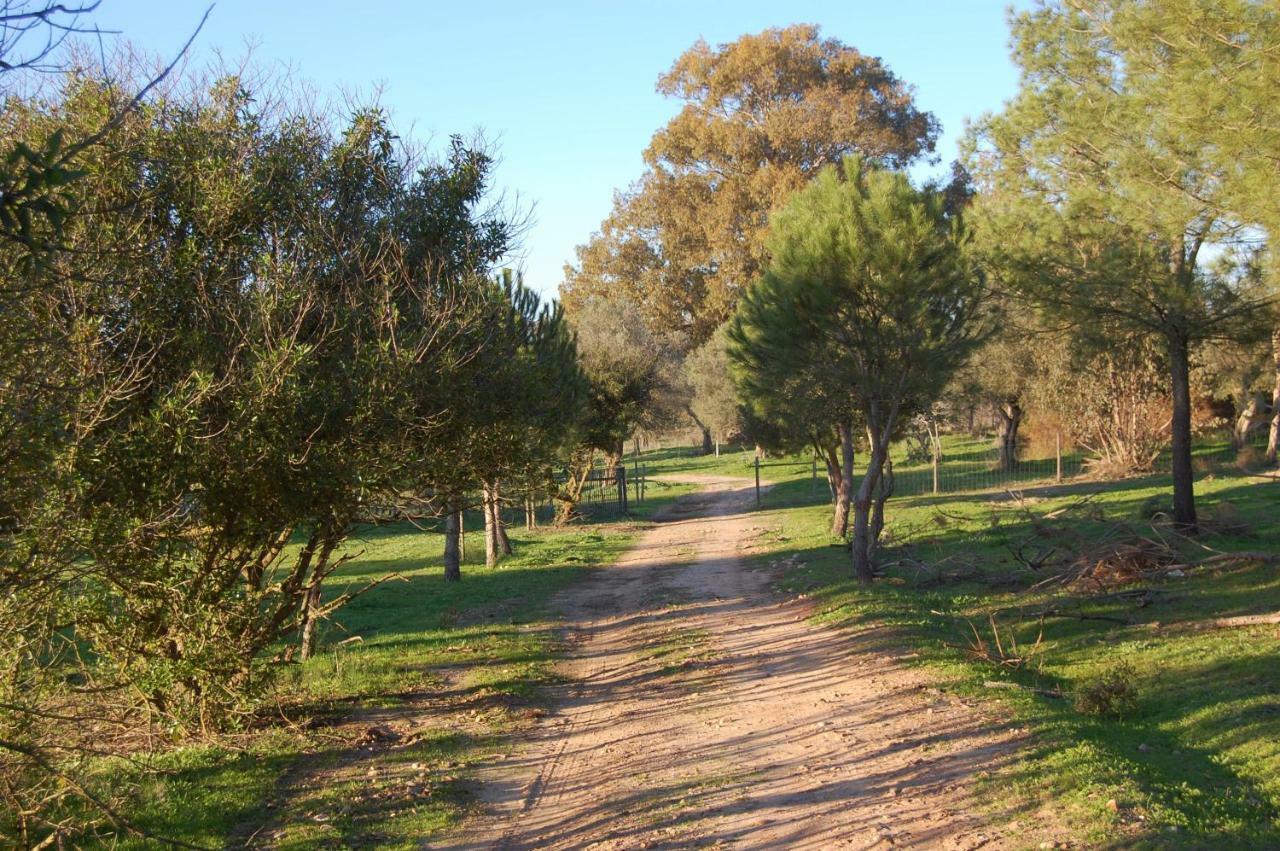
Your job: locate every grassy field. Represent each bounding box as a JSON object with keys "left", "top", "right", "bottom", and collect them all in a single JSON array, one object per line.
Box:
[
  {"left": 634, "top": 431, "right": 1090, "bottom": 497},
  {"left": 647, "top": 436, "right": 1280, "bottom": 847},
  {"left": 92, "top": 436, "right": 1277, "bottom": 848},
  {"left": 99, "top": 514, "right": 641, "bottom": 849}
]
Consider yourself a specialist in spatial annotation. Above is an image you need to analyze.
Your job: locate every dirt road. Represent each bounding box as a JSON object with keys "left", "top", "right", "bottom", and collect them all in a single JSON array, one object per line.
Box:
[{"left": 452, "top": 476, "right": 1034, "bottom": 850}]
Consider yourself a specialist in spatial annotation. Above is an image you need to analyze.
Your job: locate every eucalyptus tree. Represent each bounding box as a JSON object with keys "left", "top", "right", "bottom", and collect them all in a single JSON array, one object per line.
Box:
[
  {"left": 731, "top": 158, "right": 985, "bottom": 581},
  {"left": 968, "top": 0, "right": 1276, "bottom": 528},
  {"left": 560, "top": 26, "right": 939, "bottom": 455}
]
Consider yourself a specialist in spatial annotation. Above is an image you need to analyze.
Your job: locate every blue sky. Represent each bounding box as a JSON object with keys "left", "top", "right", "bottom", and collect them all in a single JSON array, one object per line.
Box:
[{"left": 97, "top": 1, "right": 1024, "bottom": 299}]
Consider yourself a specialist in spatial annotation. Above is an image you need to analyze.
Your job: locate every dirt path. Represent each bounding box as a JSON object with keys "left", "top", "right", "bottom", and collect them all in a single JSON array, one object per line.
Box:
[{"left": 450, "top": 476, "right": 1037, "bottom": 850}]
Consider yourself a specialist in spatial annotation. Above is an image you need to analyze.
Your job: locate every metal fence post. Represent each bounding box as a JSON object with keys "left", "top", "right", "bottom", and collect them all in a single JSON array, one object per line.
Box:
[
  {"left": 754, "top": 455, "right": 761, "bottom": 508},
  {"left": 617, "top": 463, "right": 627, "bottom": 514},
  {"left": 1056, "top": 431, "right": 1063, "bottom": 482}
]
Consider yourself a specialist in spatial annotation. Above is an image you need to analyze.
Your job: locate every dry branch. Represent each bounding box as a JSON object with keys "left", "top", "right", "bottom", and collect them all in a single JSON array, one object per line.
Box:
[
  {"left": 1198, "top": 612, "right": 1280, "bottom": 630},
  {"left": 982, "top": 680, "right": 1064, "bottom": 699}
]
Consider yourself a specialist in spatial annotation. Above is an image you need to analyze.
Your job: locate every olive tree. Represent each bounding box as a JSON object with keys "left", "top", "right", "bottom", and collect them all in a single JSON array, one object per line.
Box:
[{"left": 557, "top": 294, "right": 667, "bottom": 523}]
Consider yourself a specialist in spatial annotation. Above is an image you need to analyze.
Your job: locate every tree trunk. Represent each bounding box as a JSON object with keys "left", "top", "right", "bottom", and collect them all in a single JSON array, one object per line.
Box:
[
  {"left": 556, "top": 448, "right": 594, "bottom": 525},
  {"left": 1167, "top": 329, "right": 1198, "bottom": 532},
  {"left": 685, "top": 405, "right": 713, "bottom": 455},
  {"left": 821, "top": 446, "right": 841, "bottom": 501},
  {"left": 1267, "top": 324, "right": 1279, "bottom": 465},
  {"left": 443, "top": 510, "right": 462, "bottom": 581},
  {"left": 996, "top": 399, "right": 1022, "bottom": 472},
  {"left": 869, "top": 459, "right": 894, "bottom": 564},
  {"left": 299, "top": 581, "right": 322, "bottom": 661},
  {"left": 1235, "top": 392, "right": 1267, "bottom": 449},
  {"left": 483, "top": 486, "right": 499, "bottom": 568},
  {"left": 295, "top": 533, "right": 341, "bottom": 660},
  {"left": 495, "top": 485, "right": 512, "bottom": 556},
  {"left": 851, "top": 435, "right": 888, "bottom": 585},
  {"left": 830, "top": 423, "right": 854, "bottom": 538}
]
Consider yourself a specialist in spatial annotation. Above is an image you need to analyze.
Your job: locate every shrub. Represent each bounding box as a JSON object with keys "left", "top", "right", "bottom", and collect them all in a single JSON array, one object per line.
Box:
[{"left": 1074, "top": 661, "right": 1140, "bottom": 718}]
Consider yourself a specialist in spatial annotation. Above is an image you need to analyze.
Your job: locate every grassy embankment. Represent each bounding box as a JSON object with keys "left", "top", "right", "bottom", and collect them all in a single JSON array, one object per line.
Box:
[
  {"left": 103, "top": 484, "right": 688, "bottom": 849},
  {"left": 642, "top": 435, "right": 1280, "bottom": 847}
]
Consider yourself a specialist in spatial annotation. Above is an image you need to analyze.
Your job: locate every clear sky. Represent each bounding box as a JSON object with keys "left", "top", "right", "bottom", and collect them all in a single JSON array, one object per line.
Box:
[{"left": 95, "top": 1, "right": 1024, "bottom": 300}]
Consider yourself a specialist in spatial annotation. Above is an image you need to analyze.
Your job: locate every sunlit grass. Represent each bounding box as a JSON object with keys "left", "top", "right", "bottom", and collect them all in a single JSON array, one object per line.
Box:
[
  {"left": 747, "top": 460, "right": 1280, "bottom": 846},
  {"left": 104, "top": 517, "right": 640, "bottom": 849}
]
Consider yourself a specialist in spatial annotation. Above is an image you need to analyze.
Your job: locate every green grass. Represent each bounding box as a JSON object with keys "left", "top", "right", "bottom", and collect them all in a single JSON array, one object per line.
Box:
[
  {"left": 632, "top": 432, "right": 1090, "bottom": 498},
  {"left": 633, "top": 430, "right": 1265, "bottom": 502},
  {"left": 99, "top": 517, "right": 640, "bottom": 849},
  {"left": 727, "top": 449, "right": 1280, "bottom": 847},
  {"left": 90, "top": 435, "right": 1277, "bottom": 848}
]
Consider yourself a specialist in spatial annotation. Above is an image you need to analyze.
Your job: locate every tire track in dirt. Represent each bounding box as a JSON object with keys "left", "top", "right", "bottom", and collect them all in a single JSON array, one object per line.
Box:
[{"left": 448, "top": 475, "right": 1054, "bottom": 850}]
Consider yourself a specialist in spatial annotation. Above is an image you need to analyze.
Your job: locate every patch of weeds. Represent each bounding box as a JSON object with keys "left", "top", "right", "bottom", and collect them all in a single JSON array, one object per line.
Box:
[
  {"left": 643, "top": 627, "right": 717, "bottom": 676},
  {"left": 1074, "top": 661, "right": 1140, "bottom": 718}
]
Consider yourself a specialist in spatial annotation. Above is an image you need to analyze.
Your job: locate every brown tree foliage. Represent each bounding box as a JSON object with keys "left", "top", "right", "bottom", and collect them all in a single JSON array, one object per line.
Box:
[{"left": 562, "top": 25, "right": 938, "bottom": 344}]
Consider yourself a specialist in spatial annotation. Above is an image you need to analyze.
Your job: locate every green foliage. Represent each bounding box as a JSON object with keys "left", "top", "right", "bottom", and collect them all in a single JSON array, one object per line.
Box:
[
  {"left": 729, "top": 155, "right": 986, "bottom": 575},
  {"left": 731, "top": 156, "right": 984, "bottom": 431},
  {"left": 967, "top": 0, "right": 1278, "bottom": 526},
  {"left": 0, "top": 64, "right": 573, "bottom": 842},
  {"left": 425, "top": 269, "right": 587, "bottom": 510}
]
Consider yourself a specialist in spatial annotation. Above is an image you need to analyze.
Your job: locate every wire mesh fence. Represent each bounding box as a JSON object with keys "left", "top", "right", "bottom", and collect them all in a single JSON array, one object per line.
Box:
[
  {"left": 652, "top": 427, "right": 1275, "bottom": 510},
  {"left": 551, "top": 462, "right": 650, "bottom": 518}
]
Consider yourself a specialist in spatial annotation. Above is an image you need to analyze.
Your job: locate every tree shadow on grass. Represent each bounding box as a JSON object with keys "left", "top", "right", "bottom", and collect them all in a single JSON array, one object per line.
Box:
[{"left": 762, "top": 470, "right": 1280, "bottom": 846}]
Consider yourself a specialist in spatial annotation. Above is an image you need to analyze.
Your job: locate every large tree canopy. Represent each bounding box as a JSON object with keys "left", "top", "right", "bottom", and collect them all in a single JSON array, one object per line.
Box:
[
  {"left": 562, "top": 24, "right": 939, "bottom": 344},
  {"left": 729, "top": 157, "right": 985, "bottom": 581},
  {"left": 967, "top": 0, "right": 1276, "bottom": 530}
]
